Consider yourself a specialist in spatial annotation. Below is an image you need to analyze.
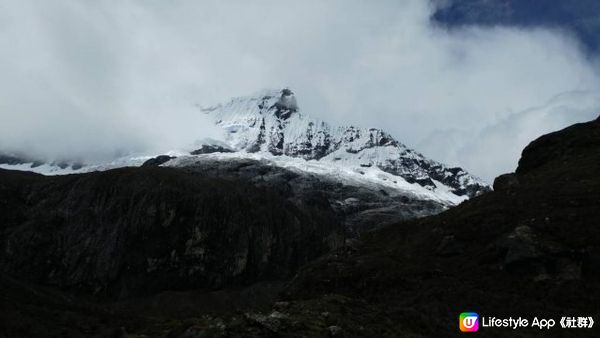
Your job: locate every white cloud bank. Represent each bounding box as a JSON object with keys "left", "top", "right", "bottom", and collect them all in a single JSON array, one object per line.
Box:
[{"left": 0, "top": 0, "right": 598, "bottom": 179}]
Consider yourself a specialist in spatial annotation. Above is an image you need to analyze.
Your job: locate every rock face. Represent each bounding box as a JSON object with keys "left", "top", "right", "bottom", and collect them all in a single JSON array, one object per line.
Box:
[
  {"left": 517, "top": 117, "right": 600, "bottom": 174},
  {"left": 204, "top": 89, "right": 490, "bottom": 199},
  {"left": 0, "top": 167, "right": 343, "bottom": 298},
  {"left": 492, "top": 173, "right": 519, "bottom": 191},
  {"left": 190, "top": 145, "right": 234, "bottom": 155},
  {"left": 141, "top": 155, "right": 176, "bottom": 167}
]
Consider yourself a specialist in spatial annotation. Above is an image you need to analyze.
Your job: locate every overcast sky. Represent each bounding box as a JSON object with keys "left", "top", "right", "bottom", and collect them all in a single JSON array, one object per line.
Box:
[{"left": 1, "top": 0, "right": 599, "bottom": 181}]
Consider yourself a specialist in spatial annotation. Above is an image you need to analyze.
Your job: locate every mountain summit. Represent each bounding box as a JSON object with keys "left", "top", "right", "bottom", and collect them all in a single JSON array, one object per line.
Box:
[
  {"left": 0, "top": 88, "right": 489, "bottom": 206},
  {"left": 202, "top": 88, "right": 489, "bottom": 199}
]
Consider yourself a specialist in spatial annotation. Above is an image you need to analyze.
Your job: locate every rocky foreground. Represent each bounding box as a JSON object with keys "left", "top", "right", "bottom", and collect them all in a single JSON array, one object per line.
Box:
[{"left": 1, "top": 117, "right": 599, "bottom": 337}]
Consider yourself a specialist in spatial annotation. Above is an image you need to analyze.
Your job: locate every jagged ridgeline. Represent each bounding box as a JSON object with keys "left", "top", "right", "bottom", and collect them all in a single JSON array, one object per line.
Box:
[
  {"left": 0, "top": 89, "right": 489, "bottom": 204},
  {"left": 202, "top": 88, "right": 489, "bottom": 198}
]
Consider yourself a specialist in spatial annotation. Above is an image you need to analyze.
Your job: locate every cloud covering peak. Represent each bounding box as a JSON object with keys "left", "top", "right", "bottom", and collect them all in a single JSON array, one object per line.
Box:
[{"left": 0, "top": 0, "right": 599, "bottom": 179}]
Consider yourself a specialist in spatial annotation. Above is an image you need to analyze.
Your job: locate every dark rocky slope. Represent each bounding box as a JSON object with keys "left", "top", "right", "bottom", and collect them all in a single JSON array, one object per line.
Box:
[{"left": 0, "top": 167, "right": 343, "bottom": 300}]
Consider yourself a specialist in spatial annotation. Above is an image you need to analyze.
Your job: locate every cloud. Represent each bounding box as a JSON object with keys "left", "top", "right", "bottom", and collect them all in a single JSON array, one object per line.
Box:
[
  {"left": 419, "top": 91, "right": 600, "bottom": 181},
  {"left": 0, "top": 0, "right": 598, "bottom": 178}
]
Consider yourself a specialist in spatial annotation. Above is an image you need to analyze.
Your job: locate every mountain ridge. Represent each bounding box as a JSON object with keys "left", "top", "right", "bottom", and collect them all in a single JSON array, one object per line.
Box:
[
  {"left": 0, "top": 88, "right": 490, "bottom": 205},
  {"left": 204, "top": 88, "right": 490, "bottom": 199}
]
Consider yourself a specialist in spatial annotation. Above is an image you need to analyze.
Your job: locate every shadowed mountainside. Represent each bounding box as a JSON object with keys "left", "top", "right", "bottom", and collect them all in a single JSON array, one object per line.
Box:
[{"left": 0, "top": 167, "right": 343, "bottom": 300}]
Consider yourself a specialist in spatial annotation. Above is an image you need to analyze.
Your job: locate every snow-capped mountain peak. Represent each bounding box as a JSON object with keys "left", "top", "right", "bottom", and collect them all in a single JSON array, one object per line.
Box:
[
  {"left": 204, "top": 88, "right": 490, "bottom": 199},
  {"left": 0, "top": 88, "right": 490, "bottom": 205}
]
